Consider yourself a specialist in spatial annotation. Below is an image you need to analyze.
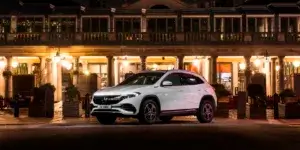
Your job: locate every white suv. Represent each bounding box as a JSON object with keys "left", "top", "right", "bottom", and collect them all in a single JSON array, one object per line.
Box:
[{"left": 90, "top": 70, "right": 217, "bottom": 124}]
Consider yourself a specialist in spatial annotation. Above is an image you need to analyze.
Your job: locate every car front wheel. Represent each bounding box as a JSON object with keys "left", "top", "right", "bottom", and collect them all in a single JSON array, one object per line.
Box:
[
  {"left": 196, "top": 100, "right": 214, "bottom": 123},
  {"left": 96, "top": 115, "right": 117, "bottom": 125},
  {"left": 138, "top": 99, "right": 159, "bottom": 124}
]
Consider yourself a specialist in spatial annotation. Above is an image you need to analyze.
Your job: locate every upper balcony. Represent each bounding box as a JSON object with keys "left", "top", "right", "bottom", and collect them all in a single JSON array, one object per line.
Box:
[{"left": 0, "top": 31, "right": 299, "bottom": 46}]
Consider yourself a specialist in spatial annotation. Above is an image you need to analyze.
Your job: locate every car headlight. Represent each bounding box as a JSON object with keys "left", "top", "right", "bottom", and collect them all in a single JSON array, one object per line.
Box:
[{"left": 120, "top": 92, "right": 141, "bottom": 100}]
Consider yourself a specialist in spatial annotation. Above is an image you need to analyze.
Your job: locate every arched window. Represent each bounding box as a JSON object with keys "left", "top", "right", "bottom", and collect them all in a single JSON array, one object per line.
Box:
[{"left": 150, "top": 5, "right": 170, "bottom": 9}]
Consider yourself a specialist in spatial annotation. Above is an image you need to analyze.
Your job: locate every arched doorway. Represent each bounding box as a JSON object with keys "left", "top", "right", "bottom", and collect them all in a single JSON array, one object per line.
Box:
[{"left": 150, "top": 5, "right": 170, "bottom": 9}]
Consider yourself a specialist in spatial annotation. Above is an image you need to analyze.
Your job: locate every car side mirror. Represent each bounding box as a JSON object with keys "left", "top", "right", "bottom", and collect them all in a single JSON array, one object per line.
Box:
[{"left": 162, "top": 81, "right": 172, "bottom": 86}]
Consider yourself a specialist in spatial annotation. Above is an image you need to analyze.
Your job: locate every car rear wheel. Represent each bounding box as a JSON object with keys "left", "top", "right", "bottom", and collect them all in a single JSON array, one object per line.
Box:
[
  {"left": 196, "top": 100, "right": 214, "bottom": 123},
  {"left": 96, "top": 115, "right": 117, "bottom": 125},
  {"left": 138, "top": 99, "right": 159, "bottom": 124}
]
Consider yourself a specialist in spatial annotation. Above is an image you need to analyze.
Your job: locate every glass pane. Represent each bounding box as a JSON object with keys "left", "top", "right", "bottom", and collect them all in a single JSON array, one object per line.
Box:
[
  {"left": 224, "top": 18, "right": 232, "bottom": 32},
  {"left": 115, "top": 18, "right": 123, "bottom": 32},
  {"left": 100, "top": 18, "right": 108, "bottom": 32},
  {"left": 232, "top": 18, "right": 240, "bottom": 32},
  {"left": 147, "top": 18, "right": 156, "bottom": 32},
  {"left": 91, "top": 18, "right": 100, "bottom": 32},
  {"left": 200, "top": 18, "right": 208, "bottom": 32},
  {"left": 167, "top": 18, "right": 175, "bottom": 32},
  {"left": 191, "top": 18, "right": 199, "bottom": 32},
  {"left": 82, "top": 18, "right": 91, "bottom": 32},
  {"left": 157, "top": 19, "right": 166, "bottom": 32},
  {"left": 123, "top": 19, "right": 131, "bottom": 32},
  {"left": 183, "top": 18, "right": 191, "bottom": 32},
  {"left": 132, "top": 18, "right": 140, "bottom": 32},
  {"left": 215, "top": 18, "right": 221, "bottom": 32},
  {"left": 248, "top": 18, "right": 255, "bottom": 32}
]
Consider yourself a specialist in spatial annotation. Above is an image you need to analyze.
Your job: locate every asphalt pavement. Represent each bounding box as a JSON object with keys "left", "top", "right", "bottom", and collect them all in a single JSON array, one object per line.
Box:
[{"left": 0, "top": 120, "right": 300, "bottom": 150}]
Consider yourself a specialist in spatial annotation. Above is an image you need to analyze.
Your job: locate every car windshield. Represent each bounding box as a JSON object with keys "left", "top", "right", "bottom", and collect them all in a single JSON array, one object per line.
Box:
[{"left": 118, "top": 72, "right": 165, "bottom": 86}]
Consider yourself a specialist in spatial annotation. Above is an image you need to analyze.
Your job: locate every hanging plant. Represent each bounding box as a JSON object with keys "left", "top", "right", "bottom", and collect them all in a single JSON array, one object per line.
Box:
[{"left": 2, "top": 70, "right": 12, "bottom": 78}]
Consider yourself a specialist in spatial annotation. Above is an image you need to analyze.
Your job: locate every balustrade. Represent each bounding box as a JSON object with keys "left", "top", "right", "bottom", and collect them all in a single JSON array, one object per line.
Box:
[{"left": 0, "top": 32, "right": 298, "bottom": 45}]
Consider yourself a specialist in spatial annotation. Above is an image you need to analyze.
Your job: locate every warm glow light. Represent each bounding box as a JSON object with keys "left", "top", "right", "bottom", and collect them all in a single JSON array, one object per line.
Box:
[
  {"left": 122, "top": 60, "right": 129, "bottom": 66},
  {"left": 53, "top": 55, "right": 61, "bottom": 63},
  {"left": 83, "top": 70, "right": 90, "bottom": 76},
  {"left": 0, "top": 60, "right": 6, "bottom": 68},
  {"left": 239, "top": 63, "right": 246, "bottom": 70},
  {"left": 61, "top": 60, "right": 72, "bottom": 70},
  {"left": 152, "top": 64, "right": 158, "bottom": 69},
  {"left": 275, "top": 65, "right": 280, "bottom": 71},
  {"left": 254, "top": 59, "right": 260, "bottom": 67},
  {"left": 293, "top": 61, "right": 300, "bottom": 67},
  {"left": 192, "top": 58, "right": 200, "bottom": 66},
  {"left": 167, "top": 65, "right": 174, "bottom": 70},
  {"left": 12, "top": 61, "right": 18, "bottom": 68}
]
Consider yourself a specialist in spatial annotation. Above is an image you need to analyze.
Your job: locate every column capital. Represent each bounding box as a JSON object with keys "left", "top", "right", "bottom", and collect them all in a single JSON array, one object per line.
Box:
[
  {"left": 278, "top": 56, "right": 285, "bottom": 60},
  {"left": 271, "top": 57, "right": 277, "bottom": 61},
  {"left": 210, "top": 55, "right": 218, "bottom": 59},
  {"left": 5, "top": 56, "right": 12, "bottom": 60},
  {"left": 243, "top": 55, "right": 251, "bottom": 60},
  {"left": 177, "top": 55, "right": 184, "bottom": 59},
  {"left": 140, "top": 56, "right": 147, "bottom": 60}
]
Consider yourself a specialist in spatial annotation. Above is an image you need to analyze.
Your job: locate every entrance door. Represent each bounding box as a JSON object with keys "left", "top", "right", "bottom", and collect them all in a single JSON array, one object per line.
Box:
[{"left": 217, "top": 62, "right": 232, "bottom": 92}]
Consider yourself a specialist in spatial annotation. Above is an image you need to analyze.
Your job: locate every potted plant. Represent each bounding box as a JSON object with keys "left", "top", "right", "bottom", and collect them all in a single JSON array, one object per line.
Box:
[
  {"left": 246, "top": 84, "right": 268, "bottom": 119},
  {"left": 63, "top": 84, "right": 81, "bottom": 117},
  {"left": 2, "top": 70, "right": 12, "bottom": 78},
  {"left": 279, "top": 89, "right": 296, "bottom": 103},
  {"left": 29, "top": 83, "right": 55, "bottom": 118},
  {"left": 211, "top": 84, "right": 231, "bottom": 118},
  {"left": 278, "top": 89, "right": 300, "bottom": 119}
]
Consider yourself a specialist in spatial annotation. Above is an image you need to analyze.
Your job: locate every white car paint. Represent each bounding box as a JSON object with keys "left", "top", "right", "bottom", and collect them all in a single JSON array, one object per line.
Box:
[{"left": 90, "top": 70, "right": 217, "bottom": 116}]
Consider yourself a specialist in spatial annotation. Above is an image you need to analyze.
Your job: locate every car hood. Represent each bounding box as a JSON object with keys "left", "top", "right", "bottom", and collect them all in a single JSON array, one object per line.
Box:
[{"left": 93, "top": 85, "right": 151, "bottom": 96}]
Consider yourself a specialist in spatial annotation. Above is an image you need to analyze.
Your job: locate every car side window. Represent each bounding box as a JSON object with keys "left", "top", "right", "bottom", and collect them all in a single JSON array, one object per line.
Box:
[
  {"left": 163, "top": 73, "right": 181, "bottom": 86},
  {"left": 179, "top": 73, "right": 204, "bottom": 85}
]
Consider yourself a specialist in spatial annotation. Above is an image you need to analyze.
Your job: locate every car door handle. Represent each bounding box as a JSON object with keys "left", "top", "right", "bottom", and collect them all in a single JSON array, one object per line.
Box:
[{"left": 179, "top": 90, "right": 184, "bottom": 92}]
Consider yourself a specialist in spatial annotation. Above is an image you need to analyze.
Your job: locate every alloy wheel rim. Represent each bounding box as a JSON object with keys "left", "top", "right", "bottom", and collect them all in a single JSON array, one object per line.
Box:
[
  {"left": 202, "top": 103, "right": 213, "bottom": 121},
  {"left": 144, "top": 103, "right": 157, "bottom": 122}
]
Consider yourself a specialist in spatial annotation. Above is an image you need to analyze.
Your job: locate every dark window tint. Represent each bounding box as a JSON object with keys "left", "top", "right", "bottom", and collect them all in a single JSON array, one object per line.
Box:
[
  {"left": 118, "top": 72, "right": 165, "bottom": 86},
  {"left": 163, "top": 73, "right": 181, "bottom": 86},
  {"left": 179, "top": 73, "right": 204, "bottom": 85}
]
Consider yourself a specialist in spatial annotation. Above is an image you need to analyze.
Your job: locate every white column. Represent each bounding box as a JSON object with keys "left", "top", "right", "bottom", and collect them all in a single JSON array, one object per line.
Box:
[
  {"left": 57, "top": 63, "right": 62, "bottom": 102},
  {"left": 232, "top": 62, "right": 239, "bottom": 95},
  {"left": 202, "top": 59, "right": 209, "bottom": 81},
  {"left": 141, "top": 15, "right": 147, "bottom": 32},
  {"left": 5, "top": 56, "right": 13, "bottom": 98},
  {"left": 10, "top": 16, "right": 17, "bottom": 33},
  {"left": 27, "top": 62, "right": 33, "bottom": 74},
  {"left": 46, "top": 58, "right": 52, "bottom": 83},
  {"left": 265, "top": 61, "right": 271, "bottom": 95},
  {"left": 0, "top": 69, "right": 5, "bottom": 96},
  {"left": 72, "top": 57, "right": 79, "bottom": 86},
  {"left": 40, "top": 57, "right": 46, "bottom": 84},
  {"left": 52, "top": 61, "right": 58, "bottom": 101},
  {"left": 114, "top": 57, "right": 119, "bottom": 85}
]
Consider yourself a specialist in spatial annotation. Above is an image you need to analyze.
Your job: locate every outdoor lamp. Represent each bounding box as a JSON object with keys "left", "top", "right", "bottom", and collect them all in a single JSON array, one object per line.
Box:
[
  {"left": 12, "top": 61, "right": 18, "bottom": 68},
  {"left": 254, "top": 58, "right": 260, "bottom": 67},
  {"left": 192, "top": 57, "right": 200, "bottom": 66},
  {"left": 275, "top": 65, "right": 280, "bottom": 71},
  {"left": 293, "top": 61, "right": 300, "bottom": 68},
  {"left": 239, "top": 63, "right": 246, "bottom": 70},
  {"left": 83, "top": 70, "right": 90, "bottom": 76},
  {"left": 53, "top": 51, "right": 62, "bottom": 63}
]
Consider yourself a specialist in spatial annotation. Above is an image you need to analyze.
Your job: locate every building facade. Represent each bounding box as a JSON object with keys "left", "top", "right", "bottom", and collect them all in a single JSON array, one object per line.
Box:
[{"left": 0, "top": 0, "right": 300, "bottom": 101}]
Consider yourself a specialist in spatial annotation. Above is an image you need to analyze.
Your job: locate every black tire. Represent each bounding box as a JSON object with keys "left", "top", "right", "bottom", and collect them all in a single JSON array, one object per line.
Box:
[
  {"left": 138, "top": 99, "right": 159, "bottom": 124},
  {"left": 196, "top": 100, "right": 214, "bottom": 123},
  {"left": 159, "top": 116, "right": 173, "bottom": 123},
  {"left": 96, "top": 115, "right": 117, "bottom": 125}
]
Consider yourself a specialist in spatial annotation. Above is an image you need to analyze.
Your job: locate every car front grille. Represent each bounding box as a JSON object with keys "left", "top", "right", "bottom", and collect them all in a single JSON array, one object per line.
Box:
[{"left": 93, "top": 95, "right": 122, "bottom": 105}]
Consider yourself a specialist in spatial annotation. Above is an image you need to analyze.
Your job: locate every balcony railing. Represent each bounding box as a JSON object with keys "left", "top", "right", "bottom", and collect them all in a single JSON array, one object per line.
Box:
[{"left": 1, "top": 32, "right": 300, "bottom": 46}]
